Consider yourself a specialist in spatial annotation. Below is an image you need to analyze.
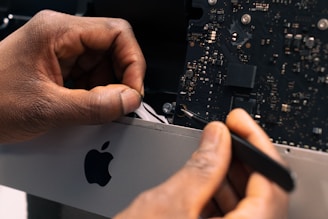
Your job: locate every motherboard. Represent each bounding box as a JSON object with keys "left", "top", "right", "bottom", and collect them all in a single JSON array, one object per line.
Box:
[{"left": 173, "top": 0, "right": 328, "bottom": 151}]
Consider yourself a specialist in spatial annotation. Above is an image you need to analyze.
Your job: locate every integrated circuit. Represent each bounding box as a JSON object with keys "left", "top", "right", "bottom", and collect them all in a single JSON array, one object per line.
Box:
[
  {"left": 174, "top": 0, "right": 328, "bottom": 152},
  {"left": 226, "top": 63, "right": 257, "bottom": 88}
]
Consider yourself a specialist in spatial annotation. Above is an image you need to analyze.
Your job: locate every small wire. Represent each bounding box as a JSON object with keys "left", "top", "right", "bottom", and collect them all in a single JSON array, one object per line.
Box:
[
  {"left": 180, "top": 107, "right": 209, "bottom": 126},
  {"left": 134, "top": 101, "right": 169, "bottom": 124},
  {"left": 142, "top": 102, "right": 168, "bottom": 124}
]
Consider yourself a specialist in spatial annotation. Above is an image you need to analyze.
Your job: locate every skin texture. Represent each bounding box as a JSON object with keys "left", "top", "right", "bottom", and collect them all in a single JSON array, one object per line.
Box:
[
  {"left": 0, "top": 10, "right": 146, "bottom": 143},
  {"left": 0, "top": 10, "right": 289, "bottom": 218},
  {"left": 113, "top": 109, "right": 289, "bottom": 219}
]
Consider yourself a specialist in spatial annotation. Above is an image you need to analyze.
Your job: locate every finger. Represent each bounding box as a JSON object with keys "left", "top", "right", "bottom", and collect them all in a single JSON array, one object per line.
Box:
[
  {"left": 81, "top": 18, "right": 145, "bottom": 95},
  {"left": 224, "top": 109, "right": 289, "bottom": 218},
  {"left": 226, "top": 157, "right": 249, "bottom": 198},
  {"left": 212, "top": 178, "right": 240, "bottom": 214},
  {"left": 153, "top": 122, "right": 232, "bottom": 217},
  {"left": 226, "top": 108, "right": 286, "bottom": 165},
  {"left": 71, "top": 56, "right": 115, "bottom": 89},
  {"left": 66, "top": 49, "right": 108, "bottom": 81},
  {"left": 223, "top": 173, "right": 289, "bottom": 219},
  {"left": 201, "top": 178, "right": 241, "bottom": 218},
  {"left": 46, "top": 11, "right": 145, "bottom": 94},
  {"left": 201, "top": 199, "right": 223, "bottom": 218},
  {"left": 49, "top": 83, "right": 141, "bottom": 125},
  {"left": 108, "top": 21, "right": 146, "bottom": 95},
  {"left": 225, "top": 108, "right": 287, "bottom": 196}
]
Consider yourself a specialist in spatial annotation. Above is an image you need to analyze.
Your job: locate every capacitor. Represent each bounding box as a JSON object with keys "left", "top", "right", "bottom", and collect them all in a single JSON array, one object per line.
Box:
[
  {"left": 305, "top": 36, "right": 315, "bottom": 48},
  {"left": 312, "top": 127, "right": 323, "bottom": 135},
  {"left": 185, "top": 69, "right": 194, "bottom": 78},
  {"left": 232, "top": 32, "right": 238, "bottom": 42},
  {"left": 281, "top": 104, "right": 291, "bottom": 112},
  {"left": 284, "top": 34, "right": 293, "bottom": 48},
  {"left": 293, "top": 34, "right": 302, "bottom": 51}
]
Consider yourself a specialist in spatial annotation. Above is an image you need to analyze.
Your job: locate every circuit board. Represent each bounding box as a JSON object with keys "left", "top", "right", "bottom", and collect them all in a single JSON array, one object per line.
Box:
[{"left": 173, "top": 0, "right": 328, "bottom": 151}]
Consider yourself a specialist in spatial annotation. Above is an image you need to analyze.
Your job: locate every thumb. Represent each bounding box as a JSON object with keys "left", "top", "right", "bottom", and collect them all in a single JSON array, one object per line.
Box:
[
  {"left": 154, "top": 122, "right": 232, "bottom": 217},
  {"left": 51, "top": 84, "right": 142, "bottom": 125}
]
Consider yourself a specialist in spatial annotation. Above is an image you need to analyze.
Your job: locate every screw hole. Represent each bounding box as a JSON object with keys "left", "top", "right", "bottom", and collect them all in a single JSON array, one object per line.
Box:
[{"left": 285, "top": 148, "right": 291, "bottom": 154}]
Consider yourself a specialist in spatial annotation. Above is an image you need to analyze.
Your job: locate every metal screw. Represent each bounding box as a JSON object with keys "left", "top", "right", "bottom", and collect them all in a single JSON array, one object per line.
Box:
[
  {"left": 241, "top": 14, "right": 252, "bottom": 25},
  {"left": 317, "top": 18, "right": 328, "bottom": 31},
  {"left": 208, "top": 0, "right": 217, "bottom": 6},
  {"left": 162, "top": 102, "right": 176, "bottom": 114}
]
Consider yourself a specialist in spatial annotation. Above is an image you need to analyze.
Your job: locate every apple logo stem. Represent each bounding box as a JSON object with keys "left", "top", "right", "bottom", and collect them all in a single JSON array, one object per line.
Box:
[{"left": 84, "top": 141, "right": 114, "bottom": 187}]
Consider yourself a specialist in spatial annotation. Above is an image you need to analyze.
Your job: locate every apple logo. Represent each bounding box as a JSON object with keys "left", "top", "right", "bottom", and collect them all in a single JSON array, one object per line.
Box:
[{"left": 84, "top": 141, "right": 114, "bottom": 187}]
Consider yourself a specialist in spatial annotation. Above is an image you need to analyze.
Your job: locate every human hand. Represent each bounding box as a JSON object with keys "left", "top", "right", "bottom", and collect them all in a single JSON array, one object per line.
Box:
[
  {"left": 0, "top": 10, "right": 145, "bottom": 143},
  {"left": 113, "top": 109, "right": 289, "bottom": 219}
]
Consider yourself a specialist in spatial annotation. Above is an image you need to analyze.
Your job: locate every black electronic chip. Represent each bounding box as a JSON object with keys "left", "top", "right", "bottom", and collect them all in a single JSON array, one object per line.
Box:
[{"left": 226, "top": 63, "right": 257, "bottom": 89}]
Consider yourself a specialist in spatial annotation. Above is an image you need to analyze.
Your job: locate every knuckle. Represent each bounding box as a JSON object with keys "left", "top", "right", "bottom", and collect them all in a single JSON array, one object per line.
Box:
[
  {"left": 107, "top": 18, "right": 133, "bottom": 32},
  {"left": 114, "top": 18, "right": 132, "bottom": 29},
  {"left": 34, "top": 9, "right": 56, "bottom": 18},
  {"left": 85, "top": 93, "right": 105, "bottom": 123},
  {"left": 31, "top": 10, "right": 59, "bottom": 27},
  {"left": 187, "top": 148, "right": 218, "bottom": 175},
  {"left": 85, "top": 89, "right": 123, "bottom": 124},
  {"left": 23, "top": 10, "right": 61, "bottom": 44}
]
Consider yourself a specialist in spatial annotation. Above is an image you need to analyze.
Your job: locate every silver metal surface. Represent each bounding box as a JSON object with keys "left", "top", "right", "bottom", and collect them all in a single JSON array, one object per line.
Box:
[{"left": 0, "top": 117, "right": 327, "bottom": 218}]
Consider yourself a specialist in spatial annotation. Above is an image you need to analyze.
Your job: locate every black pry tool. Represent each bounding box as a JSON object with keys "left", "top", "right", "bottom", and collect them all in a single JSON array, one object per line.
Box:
[{"left": 180, "top": 108, "right": 295, "bottom": 192}]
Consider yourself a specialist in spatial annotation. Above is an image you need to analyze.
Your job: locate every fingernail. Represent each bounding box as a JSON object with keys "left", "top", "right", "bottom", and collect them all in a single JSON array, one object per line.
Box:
[
  {"left": 140, "top": 83, "right": 145, "bottom": 98},
  {"left": 121, "top": 88, "right": 142, "bottom": 114}
]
